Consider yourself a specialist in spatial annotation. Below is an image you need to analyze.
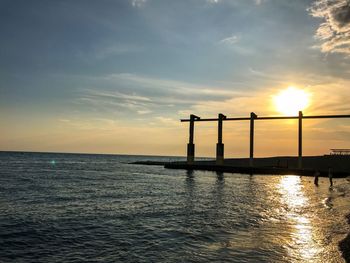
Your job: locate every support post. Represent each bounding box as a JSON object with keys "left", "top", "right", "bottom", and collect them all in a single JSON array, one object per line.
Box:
[
  {"left": 216, "top": 113, "right": 226, "bottom": 165},
  {"left": 250, "top": 112, "right": 257, "bottom": 167},
  {"left": 187, "top": 114, "right": 200, "bottom": 164},
  {"left": 298, "top": 111, "right": 303, "bottom": 169}
]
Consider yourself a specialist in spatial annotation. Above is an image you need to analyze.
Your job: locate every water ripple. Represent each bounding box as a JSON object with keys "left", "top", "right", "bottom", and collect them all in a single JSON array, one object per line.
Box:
[{"left": 0, "top": 152, "right": 349, "bottom": 262}]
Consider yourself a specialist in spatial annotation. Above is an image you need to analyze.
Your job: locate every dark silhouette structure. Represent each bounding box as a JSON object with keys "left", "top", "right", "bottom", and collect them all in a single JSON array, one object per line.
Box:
[
  {"left": 314, "top": 170, "right": 320, "bottom": 186},
  {"left": 187, "top": 114, "right": 200, "bottom": 164},
  {"left": 181, "top": 111, "right": 350, "bottom": 168},
  {"left": 216, "top": 113, "right": 226, "bottom": 165},
  {"left": 328, "top": 167, "right": 333, "bottom": 187}
]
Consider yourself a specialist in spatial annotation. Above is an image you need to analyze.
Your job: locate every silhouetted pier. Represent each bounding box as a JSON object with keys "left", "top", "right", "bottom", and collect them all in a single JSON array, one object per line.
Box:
[
  {"left": 132, "top": 111, "right": 350, "bottom": 176},
  {"left": 132, "top": 155, "right": 350, "bottom": 177},
  {"left": 181, "top": 111, "right": 350, "bottom": 169}
]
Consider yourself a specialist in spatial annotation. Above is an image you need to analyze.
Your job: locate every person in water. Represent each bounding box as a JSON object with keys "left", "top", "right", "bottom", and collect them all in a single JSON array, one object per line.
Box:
[
  {"left": 314, "top": 170, "right": 320, "bottom": 186},
  {"left": 328, "top": 167, "right": 333, "bottom": 187}
]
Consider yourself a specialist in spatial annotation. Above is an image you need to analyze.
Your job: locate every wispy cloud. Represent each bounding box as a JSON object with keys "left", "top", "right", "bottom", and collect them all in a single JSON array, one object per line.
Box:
[
  {"left": 105, "top": 73, "right": 239, "bottom": 98},
  {"left": 207, "top": 0, "right": 221, "bottom": 4},
  {"left": 88, "top": 90, "right": 151, "bottom": 102},
  {"left": 309, "top": 0, "right": 350, "bottom": 55},
  {"left": 131, "top": 0, "right": 147, "bottom": 7},
  {"left": 137, "top": 110, "right": 153, "bottom": 115},
  {"left": 76, "top": 89, "right": 153, "bottom": 116},
  {"left": 70, "top": 74, "right": 228, "bottom": 120},
  {"left": 179, "top": 72, "right": 350, "bottom": 119},
  {"left": 71, "top": 73, "right": 247, "bottom": 122},
  {"left": 219, "top": 35, "right": 241, "bottom": 45},
  {"left": 71, "top": 71, "right": 350, "bottom": 134},
  {"left": 217, "top": 35, "right": 257, "bottom": 55},
  {"left": 304, "top": 80, "right": 350, "bottom": 115},
  {"left": 154, "top": 116, "right": 179, "bottom": 126}
]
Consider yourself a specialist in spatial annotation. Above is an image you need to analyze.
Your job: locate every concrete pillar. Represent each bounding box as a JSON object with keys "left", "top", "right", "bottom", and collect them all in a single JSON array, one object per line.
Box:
[
  {"left": 187, "top": 143, "right": 195, "bottom": 164},
  {"left": 216, "top": 113, "right": 226, "bottom": 165},
  {"left": 187, "top": 114, "right": 200, "bottom": 164},
  {"left": 249, "top": 112, "right": 257, "bottom": 167},
  {"left": 298, "top": 111, "right": 303, "bottom": 169}
]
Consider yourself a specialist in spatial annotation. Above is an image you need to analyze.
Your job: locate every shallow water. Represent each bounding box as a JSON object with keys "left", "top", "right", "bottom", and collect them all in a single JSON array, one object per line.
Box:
[{"left": 0, "top": 152, "right": 349, "bottom": 262}]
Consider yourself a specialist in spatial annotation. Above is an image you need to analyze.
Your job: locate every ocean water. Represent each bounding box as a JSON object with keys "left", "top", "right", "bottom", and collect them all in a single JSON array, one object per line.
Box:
[{"left": 0, "top": 152, "right": 349, "bottom": 263}]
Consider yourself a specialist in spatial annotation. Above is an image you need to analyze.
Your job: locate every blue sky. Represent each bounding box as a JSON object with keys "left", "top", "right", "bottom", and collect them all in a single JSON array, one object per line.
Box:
[{"left": 1, "top": 0, "right": 350, "bottom": 156}]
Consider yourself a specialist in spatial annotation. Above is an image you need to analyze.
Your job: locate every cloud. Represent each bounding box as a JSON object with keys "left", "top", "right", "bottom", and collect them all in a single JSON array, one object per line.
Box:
[
  {"left": 219, "top": 35, "right": 241, "bottom": 45},
  {"left": 105, "top": 73, "right": 239, "bottom": 98},
  {"left": 178, "top": 72, "right": 350, "bottom": 120},
  {"left": 154, "top": 116, "right": 179, "bottom": 126},
  {"left": 88, "top": 90, "right": 151, "bottom": 102},
  {"left": 131, "top": 0, "right": 146, "bottom": 7},
  {"left": 304, "top": 80, "right": 350, "bottom": 115},
  {"left": 309, "top": 0, "right": 350, "bottom": 55},
  {"left": 71, "top": 71, "right": 350, "bottom": 130},
  {"left": 76, "top": 90, "right": 153, "bottom": 116},
  {"left": 73, "top": 73, "right": 238, "bottom": 118},
  {"left": 217, "top": 35, "right": 256, "bottom": 55},
  {"left": 70, "top": 73, "right": 248, "bottom": 124},
  {"left": 137, "top": 109, "right": 153, "bottom": 115},
  {"left": 207, "top": 0, "right": 220, "bottom": 3}
]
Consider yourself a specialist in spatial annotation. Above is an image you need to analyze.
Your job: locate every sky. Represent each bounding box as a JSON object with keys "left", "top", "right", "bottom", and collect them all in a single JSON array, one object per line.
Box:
[{"left": 1, "top": 0, "right": 350, "bottom": 157}]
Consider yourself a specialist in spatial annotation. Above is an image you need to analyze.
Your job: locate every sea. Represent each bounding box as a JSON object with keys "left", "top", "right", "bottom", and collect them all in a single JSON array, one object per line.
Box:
[{"left": 0, "top": 151, "right": 349, "bottom": 263}]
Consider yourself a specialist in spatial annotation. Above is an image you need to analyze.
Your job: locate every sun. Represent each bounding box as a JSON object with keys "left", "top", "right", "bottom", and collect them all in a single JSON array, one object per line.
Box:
[{"left": 274, "top": 86, "right": 310, "bottom": 116}]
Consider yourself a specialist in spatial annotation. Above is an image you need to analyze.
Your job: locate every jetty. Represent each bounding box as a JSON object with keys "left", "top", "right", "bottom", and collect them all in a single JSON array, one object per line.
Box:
[
  {"left": 134, "top": 111, "right": 350, "bottom": 177},
  {"left": 182, "top": 111, "right": 350, "bottom": 168},
  {"left": 133, "top": 155, "right": 350, "bottom": 177}
]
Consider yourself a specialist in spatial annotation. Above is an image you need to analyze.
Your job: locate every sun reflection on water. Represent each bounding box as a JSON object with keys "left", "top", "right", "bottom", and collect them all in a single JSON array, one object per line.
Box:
[{"left": 278, "top": 176, "right": 321, "bottom": 262}]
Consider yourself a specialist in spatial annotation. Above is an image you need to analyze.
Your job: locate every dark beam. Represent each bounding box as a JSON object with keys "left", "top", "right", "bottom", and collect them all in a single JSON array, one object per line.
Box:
[
  {"left": 216, "top": 113, "right": 226, "bottom": 165},
  {"left": 180, "top": 114, "right": 350, "bottom": 122},
  {"left": 187, "top": 114, "right": 200, "bottom": 164},
  {"left": 298, "top": 111, "right": 303, "bottom": 169},
  {"left": 250, "top": 112, "right": 257, "bottom": 167},
  {"left": 303, "top": 114, "right": 350, "bottom": 119}
]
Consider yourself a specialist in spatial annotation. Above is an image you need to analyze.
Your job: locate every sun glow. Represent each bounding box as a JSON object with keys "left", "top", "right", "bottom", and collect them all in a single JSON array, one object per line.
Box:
[{"left": 274, "top": 87, "right": 310, "bottom": 116}]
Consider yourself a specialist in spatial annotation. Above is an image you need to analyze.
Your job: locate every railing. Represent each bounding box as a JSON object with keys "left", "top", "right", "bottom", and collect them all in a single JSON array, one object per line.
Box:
[{"left": 330, "top": 149, "right": 350, "bottom": 155}]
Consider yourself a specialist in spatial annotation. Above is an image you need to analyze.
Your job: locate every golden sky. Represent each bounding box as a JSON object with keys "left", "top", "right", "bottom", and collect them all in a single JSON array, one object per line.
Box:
[{"left": 1, "top": 0, "right": 350, "bottom": 157}]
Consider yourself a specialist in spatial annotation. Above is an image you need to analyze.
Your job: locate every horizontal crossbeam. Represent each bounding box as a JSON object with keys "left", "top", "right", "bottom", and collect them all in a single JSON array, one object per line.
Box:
[{"left": 180, "top": 114, "right": 350, "bottom": 122}]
